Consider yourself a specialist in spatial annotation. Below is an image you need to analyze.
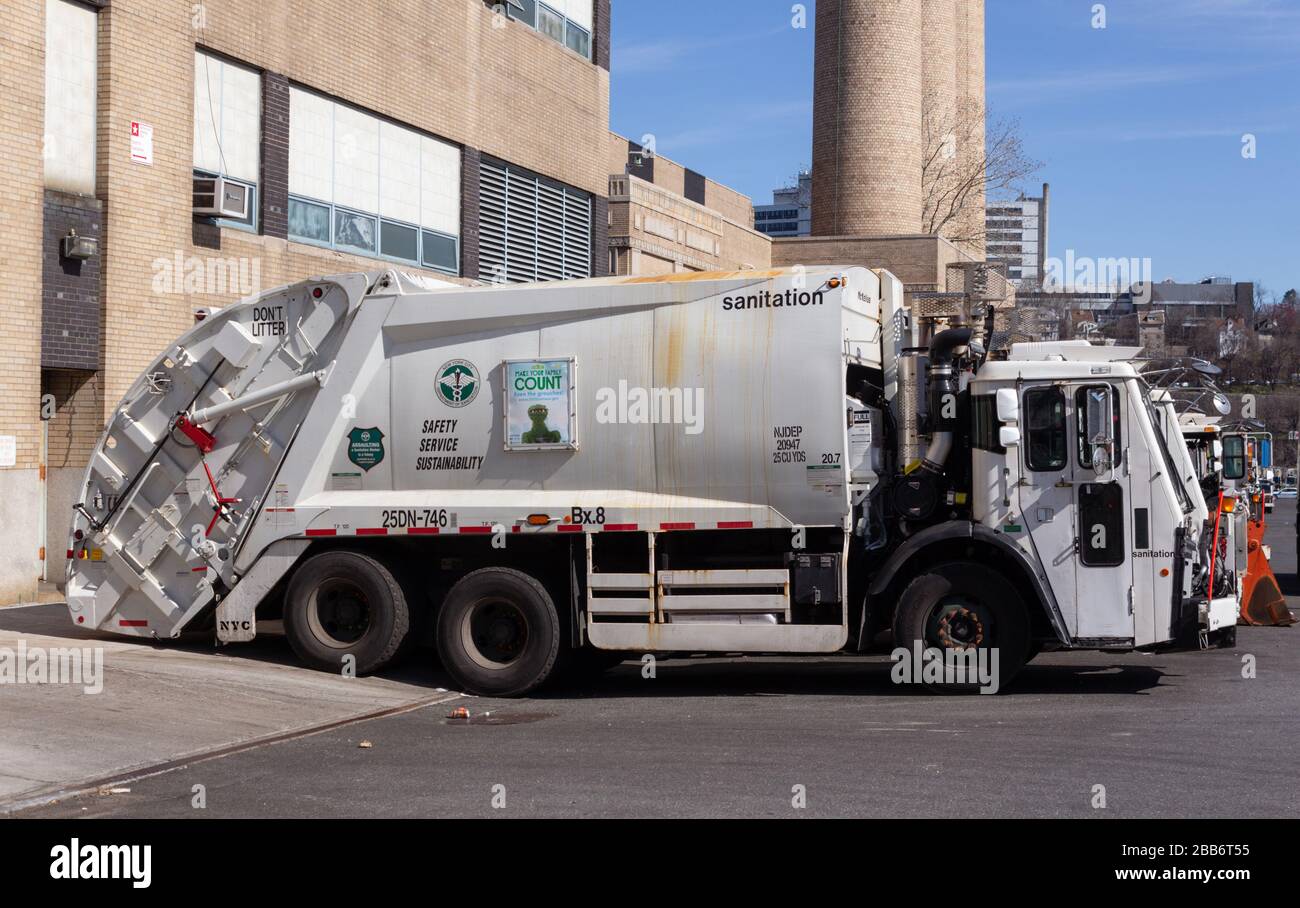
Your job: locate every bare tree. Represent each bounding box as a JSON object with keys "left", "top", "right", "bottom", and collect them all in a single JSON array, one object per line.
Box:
[{"left": 921, "top": 91, "right": 1042, "bottom": 248}]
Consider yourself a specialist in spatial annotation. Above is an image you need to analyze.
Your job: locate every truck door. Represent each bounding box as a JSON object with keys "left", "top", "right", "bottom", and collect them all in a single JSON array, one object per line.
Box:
[
  {"left": 1015, "top": 382, "right": 1134, "bottom": 643},
  {"left": 1072, "top": 384, "right": 1133, "bottom": 642},
  {"left": 1016, "top": 384, "right": 1079, "bottom": 635}
]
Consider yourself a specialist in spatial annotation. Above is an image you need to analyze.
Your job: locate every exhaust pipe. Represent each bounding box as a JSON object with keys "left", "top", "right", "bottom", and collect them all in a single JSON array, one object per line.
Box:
[{"left": 921, "top": 327, "right": 973, "bottom": 473}]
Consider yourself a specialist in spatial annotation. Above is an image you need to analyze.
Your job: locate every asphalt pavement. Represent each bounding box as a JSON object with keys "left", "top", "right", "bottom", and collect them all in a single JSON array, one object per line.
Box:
[{"left": 10, "top": 501, "right": 1299, "bottom": 819}]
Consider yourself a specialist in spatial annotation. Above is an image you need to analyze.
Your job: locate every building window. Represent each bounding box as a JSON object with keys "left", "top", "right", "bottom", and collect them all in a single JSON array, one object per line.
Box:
[
  {"left": 479, "top": 157, "right": 592, "bottom": 283},
  {"left": 193, "top": 50, "right": 261, "bottom": 229},
  {"left": 44, "top": 0, "right": 97, "bottom": 194},
  {"left": 287, "top": 87, "right": 461, "bottom": 275},
  {"left": 510, "top": 0, "right": 593, "bottom": 60}
]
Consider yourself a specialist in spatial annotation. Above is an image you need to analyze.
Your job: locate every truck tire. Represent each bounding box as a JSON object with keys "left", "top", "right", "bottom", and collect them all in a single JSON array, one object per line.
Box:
[
  {"left": 436, "top": 567, "right": 561, "bottom": 697},
  {"left": 891, "top": 561, "right": 1030, "bottom": 693},
  {"left": 283, "top": 551, "right": 411, "bottom": 675}
]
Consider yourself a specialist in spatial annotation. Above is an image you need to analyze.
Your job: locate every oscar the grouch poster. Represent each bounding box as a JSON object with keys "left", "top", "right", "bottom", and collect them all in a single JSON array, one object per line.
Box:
[{"left": 504, "top": 358, "right": 577, "bottom": 451}]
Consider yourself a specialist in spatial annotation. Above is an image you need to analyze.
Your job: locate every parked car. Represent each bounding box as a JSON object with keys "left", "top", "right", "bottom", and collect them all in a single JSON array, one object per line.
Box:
[{"left": 1277, "top": 486, "right": 1298, "bottom": 499}]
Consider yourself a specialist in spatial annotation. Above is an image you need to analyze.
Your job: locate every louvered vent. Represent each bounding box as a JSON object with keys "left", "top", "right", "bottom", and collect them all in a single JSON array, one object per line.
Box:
[{"left": 479, "top": 158, "right": 592, "bottom": 284}]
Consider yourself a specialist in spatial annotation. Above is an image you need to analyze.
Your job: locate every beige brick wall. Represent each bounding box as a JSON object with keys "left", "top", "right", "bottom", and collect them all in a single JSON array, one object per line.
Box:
[
  {"left": 93, "top": 0, "right": 610, "bottom": 415},
  {"left": 607, "top": 132, "right": 770, "bottom": 275},
  {"left": 704, "top": 180, "right": 754, "bottom": 227},
  {"left": 0, "top": 0, "right": 46, "bottom": 472},
  {"left": 721, "top": 220, "right": 773, "bottom": 271},
  {"left": 44, "top": 370, "right": 103, "bottom": 470},
  {"left": 196, "top": 0, "right": 609, "bottom": 197},
  {"left": 771, "top": 234, "right": 976, "bottom": 292},
  {"left": 608, "top": 131, "right": 631, "bottom": 175},
  {"left": 0, "top": 0, "right": 621, "bottom": 600},
  {"left": 609, "top": 174, "right": 770, "bottom": 275},
  {"left": 0, "top": 0, "right": 46, "bottom": 601}
]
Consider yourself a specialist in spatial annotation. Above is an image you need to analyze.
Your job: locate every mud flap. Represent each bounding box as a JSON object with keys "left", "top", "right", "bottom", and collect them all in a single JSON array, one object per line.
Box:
[{"left": 215, "top": 539, "right": 311, "bottom": 643}]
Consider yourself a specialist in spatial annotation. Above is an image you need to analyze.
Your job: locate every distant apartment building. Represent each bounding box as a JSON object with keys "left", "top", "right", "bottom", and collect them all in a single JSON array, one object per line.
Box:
[
  {"left": 986, "top": 183, "right": 1049, "bottom": 289},
  {"left": 754, "top": 170, "right": 811, "bottom": 237},
  {"left": 607, "top": 135, "right": 771, "bottom": 275},
  {"left": 0, "top": 0, "right": 612, "bottom": 603},
  {"left": 1145, "top": 277, "right": 1255, "bottom": 352}
]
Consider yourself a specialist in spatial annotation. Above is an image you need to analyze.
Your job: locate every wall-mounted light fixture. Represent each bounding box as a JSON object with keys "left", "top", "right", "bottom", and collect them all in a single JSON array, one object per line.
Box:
[{"left": 60, "top": 229, "right": 98, "bottom": 260}]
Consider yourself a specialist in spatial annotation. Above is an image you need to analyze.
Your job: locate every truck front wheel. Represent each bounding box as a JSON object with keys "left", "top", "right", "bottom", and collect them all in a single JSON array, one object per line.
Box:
[
  {"left": 436, "top": 568, "right": 561, "bottom": 697},
  {"left": 891, "top": 561, "right": 1030, "bottom": 692},
  {"left": 283, "top": 550, "right": 411, "bottom": 675}
]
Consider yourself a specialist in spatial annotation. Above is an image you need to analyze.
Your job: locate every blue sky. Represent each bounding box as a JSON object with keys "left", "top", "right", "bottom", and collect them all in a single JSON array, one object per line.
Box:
[{"left": 610, "top": 0, "right": 1299, "bottom": 296}]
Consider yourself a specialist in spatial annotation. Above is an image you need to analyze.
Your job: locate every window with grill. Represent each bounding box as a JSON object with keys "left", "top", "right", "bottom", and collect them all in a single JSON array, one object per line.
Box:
[{"left": 479, "top": 158, "right": 592, "bottom": 283}]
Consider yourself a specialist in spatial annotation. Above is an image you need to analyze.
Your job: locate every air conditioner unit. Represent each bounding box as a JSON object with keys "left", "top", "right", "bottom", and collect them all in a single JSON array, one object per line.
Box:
[{"left": 193, "top": 175, "right": 250, "bottom": 219}]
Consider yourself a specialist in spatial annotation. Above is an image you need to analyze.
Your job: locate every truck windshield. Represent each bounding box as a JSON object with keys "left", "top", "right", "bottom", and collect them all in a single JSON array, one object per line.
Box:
[{"left": 1137, "top": 379, "right": 1192, "bottom": 514}]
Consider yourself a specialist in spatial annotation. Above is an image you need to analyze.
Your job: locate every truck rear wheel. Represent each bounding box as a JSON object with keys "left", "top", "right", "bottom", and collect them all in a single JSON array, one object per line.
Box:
[
  {"left": 284, "top": 550, "right": 411, "bottom": 675},
  {"left": 436, "top": 567, "right": 561, "bottom": 697},
  {"left": 891, "top": 561, "right": 1030, "bottom": 692}
]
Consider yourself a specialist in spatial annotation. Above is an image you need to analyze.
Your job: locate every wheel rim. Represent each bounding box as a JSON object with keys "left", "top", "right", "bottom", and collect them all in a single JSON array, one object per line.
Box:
[
  {"left": 306, "top": 578, "right": 372, "bottom": 649},
  {"left": 926, "top": 596, "right": 994, "bottom": 651},
  {"left": 460, "top": 597, "right": 530, "bottom": 670}
]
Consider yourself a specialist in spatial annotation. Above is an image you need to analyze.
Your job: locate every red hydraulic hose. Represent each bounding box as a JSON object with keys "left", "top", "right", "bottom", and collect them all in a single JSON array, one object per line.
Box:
[{"left": 1207, "top": 491, "right": 1224, "bottom": 597}]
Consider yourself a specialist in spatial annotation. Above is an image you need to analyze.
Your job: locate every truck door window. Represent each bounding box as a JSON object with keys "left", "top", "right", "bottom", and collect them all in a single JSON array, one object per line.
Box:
[
  {"left": 1222, "top": 435, "right": 1247, "bottom": 480},
  {"left": 1024, "top": 387, "right": 1067, "bottom": 471},
  {"left": 1076, "top": 385, "right": 1121, "bottom": 468},
  {"left": 970, "top": 394, "right": 1005, "bottom": 453},
  {"left": 1079, "top": 482, "right": 1125, "bottom": 566}
]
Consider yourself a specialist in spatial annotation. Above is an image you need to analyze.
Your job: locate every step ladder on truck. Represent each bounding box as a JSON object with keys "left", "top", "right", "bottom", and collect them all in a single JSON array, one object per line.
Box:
[{"left": 66, "top": 266, "right": 1236, "bottom": 695}]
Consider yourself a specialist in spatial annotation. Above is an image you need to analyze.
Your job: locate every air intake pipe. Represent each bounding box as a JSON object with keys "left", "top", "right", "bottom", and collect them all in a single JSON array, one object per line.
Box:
[{"left": 921, "top": 327, "right": 973, "bottom": 473}]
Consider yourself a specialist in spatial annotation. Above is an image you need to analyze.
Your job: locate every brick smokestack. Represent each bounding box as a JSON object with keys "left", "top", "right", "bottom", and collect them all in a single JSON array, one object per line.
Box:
[
  {"left": 921, "top": 0, "right": 957, "bottom": 232},
  {"left": 812, "top": 0, "right": 923, "bottom": 237},
  {"left": 955, "top": 0, "right": 987, "bottom": 256}
]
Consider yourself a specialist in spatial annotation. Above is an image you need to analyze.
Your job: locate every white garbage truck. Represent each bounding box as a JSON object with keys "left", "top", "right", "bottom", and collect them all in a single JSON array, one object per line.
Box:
[{"left": 65, "top": 266, "right": 1234, "bottom": 695}]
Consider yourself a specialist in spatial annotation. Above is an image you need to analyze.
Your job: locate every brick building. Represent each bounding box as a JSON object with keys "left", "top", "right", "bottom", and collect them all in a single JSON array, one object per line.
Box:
[
  {"left": 606, "top": 134, "right": 771, "bottom": 276},
  {"left": 0, "top": 0, "right": 612, "bottom": 602}
]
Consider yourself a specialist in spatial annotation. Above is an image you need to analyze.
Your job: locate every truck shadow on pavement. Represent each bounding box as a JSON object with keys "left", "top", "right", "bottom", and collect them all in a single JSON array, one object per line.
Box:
[
  {"left": 0, "top": 604, "right": 1169, "bottom": 698},
  {"left": 542, "top": 658, "right": 1169, "bottom": 699},
  {"left": 0, "top": 604, "right": 448, "bottom": 691}
]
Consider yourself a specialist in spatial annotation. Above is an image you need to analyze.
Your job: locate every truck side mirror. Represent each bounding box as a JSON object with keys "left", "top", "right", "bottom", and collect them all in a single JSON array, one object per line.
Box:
[
  {"left": 999, "top": 426, "right": 1021, "bottom": 447},
  {"left": 996, "top": 388, "right": 1019, "bottom": 423},
  {"left": 1083, "top": 388, "right": 1114, "bottom": 473}
]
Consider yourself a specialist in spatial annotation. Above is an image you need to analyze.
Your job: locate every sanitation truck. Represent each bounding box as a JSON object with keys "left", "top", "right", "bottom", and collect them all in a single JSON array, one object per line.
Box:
[{"left": 66, "top": 266, "right": 1233, "bottom": 695}]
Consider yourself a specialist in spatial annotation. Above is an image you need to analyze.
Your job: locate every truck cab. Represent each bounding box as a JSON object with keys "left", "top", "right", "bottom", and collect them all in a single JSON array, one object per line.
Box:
[{"left": 963, "top": 346, "right": 1228, "bottom": 649}]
